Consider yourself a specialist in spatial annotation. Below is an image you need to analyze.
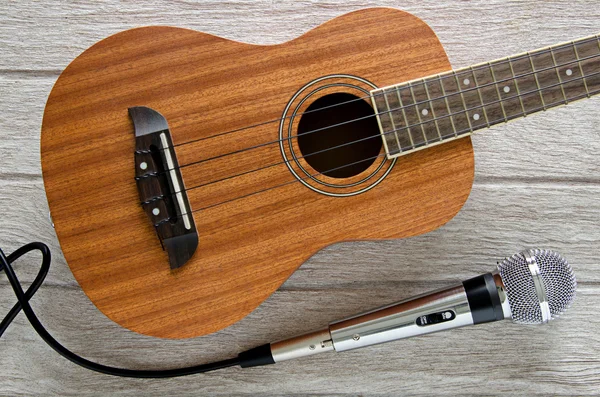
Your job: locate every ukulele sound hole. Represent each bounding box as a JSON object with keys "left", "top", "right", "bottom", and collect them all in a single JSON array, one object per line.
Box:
[{"left": 297, "top": 92, "right": 382, "bottom": 178}]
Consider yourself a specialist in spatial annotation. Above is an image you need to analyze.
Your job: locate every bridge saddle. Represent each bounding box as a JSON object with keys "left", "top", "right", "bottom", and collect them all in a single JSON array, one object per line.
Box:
[{"left": 129, "top": 106, "right": 198, "bottom": 269}]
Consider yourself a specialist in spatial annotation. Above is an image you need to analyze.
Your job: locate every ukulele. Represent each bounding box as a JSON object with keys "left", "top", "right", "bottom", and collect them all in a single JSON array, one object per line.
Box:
[{"left": 40, "top": 7, "right": 600, "bottom": 338}]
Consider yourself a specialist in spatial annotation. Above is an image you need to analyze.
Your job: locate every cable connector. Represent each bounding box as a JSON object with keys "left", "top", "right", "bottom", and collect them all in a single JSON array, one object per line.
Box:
[{"left": 238, "top": 343, "right": 275, "bottom": 368}]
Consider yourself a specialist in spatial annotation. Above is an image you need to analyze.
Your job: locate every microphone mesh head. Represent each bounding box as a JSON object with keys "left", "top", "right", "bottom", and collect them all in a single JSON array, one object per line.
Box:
[{"left": 497, "top": 249, "right": 576, "bottom": 324}]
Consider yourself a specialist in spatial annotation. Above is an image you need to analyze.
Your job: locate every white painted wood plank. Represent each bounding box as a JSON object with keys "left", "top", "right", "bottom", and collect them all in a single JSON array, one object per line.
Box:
[
  {"left": 0, "top": 79, "right": 52, "bottom": 177},
  {"left": 1, "top": 181, "right": 599, "bottom": 394},
  {"left": 1, "top": 284, "right": 599, "bottom": 396},
  {"left": 1, "top": 181, "right": 599, "bottom": 286},
  {"left": 0, "top": 79, "right": 599, "bottom": 180},
  {"left": 0, "top": 1, "right": 598, "bottom": 71}
]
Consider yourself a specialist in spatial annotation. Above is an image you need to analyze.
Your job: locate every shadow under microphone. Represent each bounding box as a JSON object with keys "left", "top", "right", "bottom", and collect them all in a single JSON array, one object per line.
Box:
[{"left": 238, "top": 249, "right": 577, "bottom": 367}]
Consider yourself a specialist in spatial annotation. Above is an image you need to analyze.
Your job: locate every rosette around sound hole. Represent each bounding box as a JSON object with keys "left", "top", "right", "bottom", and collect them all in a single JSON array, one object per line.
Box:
[{"left": 279, "top": 75, "right": 395, "bottom": 197}]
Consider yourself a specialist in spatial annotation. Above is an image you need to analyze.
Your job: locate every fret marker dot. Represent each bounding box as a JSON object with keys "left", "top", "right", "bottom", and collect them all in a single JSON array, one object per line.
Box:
[
  {"left": 421, "top": 108, "right": 429, "bottom": 116},
  {"left": 503, "top": 86, "right": 510, "bottom": 93},
  {"left": 152, "top": 208, "right": 160, "bottom": 216},
  {"left": 566, "top": 69, "right": 573, "bottom": 76},
  {"left": 463, "top": 78, "right": 470, "bottom": 86},
  {"left": 139, "top": 162, "right": 148, "bottom": 170},
  {"left": 473, "top": 113, "right": 480, "bottom": 121}
]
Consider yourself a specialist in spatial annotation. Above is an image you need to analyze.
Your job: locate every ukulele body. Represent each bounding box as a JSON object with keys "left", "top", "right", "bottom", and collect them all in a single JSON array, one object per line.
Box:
[{"left": 41, "top": 7, "right": 474, "bottom": 338}]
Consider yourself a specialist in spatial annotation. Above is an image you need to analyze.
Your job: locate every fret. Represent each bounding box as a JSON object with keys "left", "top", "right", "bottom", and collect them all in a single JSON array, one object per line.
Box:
[
  {"left": 398, "top": 85, "right": 427, "bottom": 147},
  {"left": 454, "top": 69, "right": 488, "bottom": 129},
  {"left": 437, "top": 76, "right": 458, "bottom": 137},
  {"left": 469, "top": 66, "right": 491, "bottom": 126},
  {"left": 572, "top": 41, "right": 590, "bottom": 97},
  {"left": 451, "top": 71, "right": 474, "bottom": 133},
  {"left": 408, "top": 82, "right": 429, "bottom": 144},
  {"left": 527, "top": 52, "right": 546, "bottom": 109},
  {"left": 382, "top": 88, "right": 404, "bottom": 152},
  {"left": 509, "top": 55, "right": 544, "bottom": 114},
  {"left": 440, "top": 73, "right": 472, "bottom": 135},
  {"left": 383, "top": 86, "right": 413, "bottom": 151},
  {"left": 487, "top": 62, "right": 509, "bottom": 122},
  {"left": 552, "top": 42, "right": 588, "bottom": 100},
  {"left": 371, "top": 90, "right": 401, "bottom": 155},
  {"left": 549, "top": 48, "right": 569, "bottom": 103},
  {"left": 529, "top": 48, "right": 565, "bottom": 110},
  {"left": 471, "top": 64, "right": 506, "bottom": 127},
  {"left": 572, "top": 37, "right": 600, "bottom": 95},
  {"left": 395, "top": 87, "right": 416, "bottom": 150},
  {"left": 507, "top": 58, "right": 527, "bottom": 115},
  {"left": 489, "top": 59, "right": 523, "bottom": 120},
  {"left": 422, "top": 80, "right": 443, "bottom": 140},
  {"left": 409, "top": 80, "right": 441, "bottom": 143},
  {"left": 424, "top": 76, "right": 456, "bottom": 140}
]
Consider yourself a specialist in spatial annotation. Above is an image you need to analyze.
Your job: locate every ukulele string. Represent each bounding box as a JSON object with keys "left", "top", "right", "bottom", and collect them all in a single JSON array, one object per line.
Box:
[
  {"left": 153, "top": 82, "right": 599, "bottom": 226},
  {"left": 153, "top": 152, "right": 389, "bottom": 227},
  {"left": 144, "top": 71, "right": 600, "bottom": 208},
  {"left": 141, "top": 130, "right": 385, "bottom": 207},
  {"left": 152, "top": 50, "right": 600, "bottom": 176},
  {"left": 166, "top": 36, "right": 600, "bottom": 151},
  {"left": 154, "top": 73, "right": 600, "bottom": 208}
]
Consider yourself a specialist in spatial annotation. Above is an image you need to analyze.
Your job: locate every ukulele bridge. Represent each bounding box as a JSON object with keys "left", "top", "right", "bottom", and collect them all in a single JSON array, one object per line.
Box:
[{"left": 129, "top": 106, "right": 198, "bottom": 270}]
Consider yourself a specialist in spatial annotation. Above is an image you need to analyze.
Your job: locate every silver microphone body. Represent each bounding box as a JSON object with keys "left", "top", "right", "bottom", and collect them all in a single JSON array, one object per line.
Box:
[
  {"left": 263, "top": 250, "right": 575, "bottom": 364},
  {"left": 271, "top": 283, "right": 476, "bottom": 361},
  {"left": 330, "top": 281, "right": 486, "bottom": 352},
  {"left": 270, "top": 276, "right": 502, "bottom": 362}
]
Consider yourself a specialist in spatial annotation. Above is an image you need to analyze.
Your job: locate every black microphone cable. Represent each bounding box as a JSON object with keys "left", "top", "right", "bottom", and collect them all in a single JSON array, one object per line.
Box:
[{"left": 0, "top": 242, "right": 273, "bottom": 378}]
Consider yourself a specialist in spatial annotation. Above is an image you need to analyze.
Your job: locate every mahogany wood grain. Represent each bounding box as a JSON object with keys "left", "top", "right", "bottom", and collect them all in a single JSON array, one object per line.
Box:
[{"left": 40, "top": 8, "right": 474, "bottom": 338}]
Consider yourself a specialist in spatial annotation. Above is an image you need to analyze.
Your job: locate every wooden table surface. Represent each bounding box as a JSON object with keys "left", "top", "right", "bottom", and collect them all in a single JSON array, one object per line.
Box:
[{"left": 1, "top": 1, "right": 599, "bottom": 395}]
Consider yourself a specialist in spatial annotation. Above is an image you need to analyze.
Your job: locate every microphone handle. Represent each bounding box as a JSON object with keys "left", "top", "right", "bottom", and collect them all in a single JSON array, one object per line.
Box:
[{"left": 268, "top": 272, "right": 510, "bottom": 363}]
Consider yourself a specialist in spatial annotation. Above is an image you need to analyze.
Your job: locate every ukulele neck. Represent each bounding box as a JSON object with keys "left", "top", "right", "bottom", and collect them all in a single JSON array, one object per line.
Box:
[{"left": 372, "top": 34, "right": 600, "bottom": 159}]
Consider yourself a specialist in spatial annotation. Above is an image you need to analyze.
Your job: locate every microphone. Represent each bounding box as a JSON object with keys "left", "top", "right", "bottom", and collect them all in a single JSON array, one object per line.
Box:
[
  {"left": 1, "top": 243, "right": 578, "bottom": 376},
  {"left": 238, "top": 249, "right": 577, "bottom": 367}
]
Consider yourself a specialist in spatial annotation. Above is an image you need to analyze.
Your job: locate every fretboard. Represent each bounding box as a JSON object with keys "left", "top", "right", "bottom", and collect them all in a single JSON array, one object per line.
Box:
[{"left": 371, "top": 34, "right": 600, "bottom": 158}]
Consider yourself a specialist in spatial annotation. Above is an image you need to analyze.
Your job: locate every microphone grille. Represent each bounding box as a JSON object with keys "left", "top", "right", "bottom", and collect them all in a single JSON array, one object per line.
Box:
[{"left": 497, "top": 249, "right": 576, "bottom": 324}]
